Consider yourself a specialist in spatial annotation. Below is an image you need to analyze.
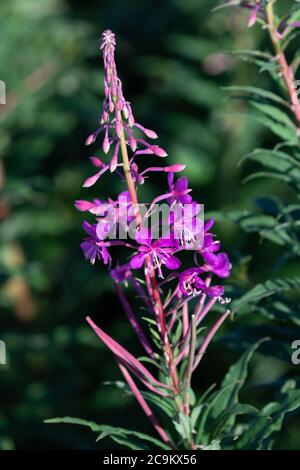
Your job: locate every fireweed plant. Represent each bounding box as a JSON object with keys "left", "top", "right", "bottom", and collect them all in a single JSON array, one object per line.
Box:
[
  {"left": 48, "top": 30, "right": 233, "bottom": 450},
  {"left": 47, "top": 3, "right": 300, "bottom": 449},
  {"left": 82, "top": 30, "right": 232, "bottom": 448}
]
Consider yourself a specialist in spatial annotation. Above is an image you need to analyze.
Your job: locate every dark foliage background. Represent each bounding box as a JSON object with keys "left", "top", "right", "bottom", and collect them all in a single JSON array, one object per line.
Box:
[{"left": 0, "top": 0, "right": 299, "bottom": 450}]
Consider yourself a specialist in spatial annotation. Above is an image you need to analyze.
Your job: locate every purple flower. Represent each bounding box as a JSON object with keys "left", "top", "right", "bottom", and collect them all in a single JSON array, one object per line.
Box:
[
  {"left": 87, "top": 191, "right": 135, "bottom": 240},
  {"left": 202, "top": 252, "right": 231, "bottom": 278},
  {"left": 130, "top": 230, "right": 181, "bottom": 278},
  {"left": 167, "top": 173, "right": 193, "bottom": 205},
  {"left": 80, "top": 221, "right": 111, "bottom": 266},
  {"left": 179, "top": 268, "right": 224, "bottom": 298},
  {"left": 200, "top": 219, "right": 221, "bottom": 253},
  {"left": 169, "top": 202, "right": 202, "bottom": 247},
  {"left": 110, "top": 264, "right": 132, "bottom": 283}
]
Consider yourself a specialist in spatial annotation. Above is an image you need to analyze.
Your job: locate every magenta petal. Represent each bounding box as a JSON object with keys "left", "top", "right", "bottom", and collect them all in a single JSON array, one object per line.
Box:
[
  {"left": 164, "top": 255, "right": 181, "bottom": 270},
  {"left": 207, "top": 285, "right": 224, "bottom": 298},
  {"left": 202, "top": 252, "right": 217, "bottom": 265},
  {"left": 203, "top": 252, "right": 231, "bottom": 278},
  {"left": 90, "top": 203, "right": 110, "bottom": 216},
  {"left": 100, "top": 244, "right": 111, "bottom": 265},
  {"left": 130, "top": 252, "right": 146, "bottom": 269},
  {"left": 82, "top": 221, "right": 96, "bottom": 237},
  {"left": 204, "top": 219, "right": 215, "bottom": 232},
  {"left": 175, "top": 176, "right": 189, "bottom": 192},
  {"left": 135, "top": 228, "right": 152, "bottom": 246},
  {"left": 179, "top": 193, "right": 193, "bottom": 204},
  {"left": 167, "top": 172, "right": 174, "bottom": 188},
  {"left": 96, "top": 220, "right": 110, "bottom": 240},
  {"left": 74, "top": 200, "right": 95, "bottom": 212}
]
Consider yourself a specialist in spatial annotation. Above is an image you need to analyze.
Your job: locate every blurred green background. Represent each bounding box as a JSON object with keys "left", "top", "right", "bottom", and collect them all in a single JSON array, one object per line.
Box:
[{"left": 1, "top": 0, "right": 300, "bottom": 450}]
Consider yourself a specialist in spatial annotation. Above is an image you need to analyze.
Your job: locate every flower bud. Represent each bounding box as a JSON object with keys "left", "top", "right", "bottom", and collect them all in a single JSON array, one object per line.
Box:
[
  {"left": 102, "top": 111, "right": 109, "bottom": 122},
  {"left": 129, "top": 135, "right": 137, "bottom": 152},
  {"left": 109, "top": 100, "right": 114, "bottom": 113},
  {"left": 143, "top": 128, "right": 158, "bottom": 139},
  {"left": 103, "top": 136, "right": 110, "bottom": 154},
  {"left": 85, "top": 133, "right": 96, "bottom": 146},
  {"left": 128, "top": 113, "right": 135, "bottom": 127},
  {"left": 122, "top": 105, "right": 129, "bottom": 120},
  {"left": 116, "top": 120, "right": 123, "bottom": 137},
  {"left": 90, "top": 156, "right": 105, "bottom": 167},
  {"left": 110, "top": 153, "right": 118, "bottom": 172},
  {"left": 151, "top": 145, "right": 168, "bottom": 157},
  {"left": 116, "top": 99, "right": 124, "bottom": 111},
  {"left": 165, "top": 164, "right": 186, "bottom": 173}
]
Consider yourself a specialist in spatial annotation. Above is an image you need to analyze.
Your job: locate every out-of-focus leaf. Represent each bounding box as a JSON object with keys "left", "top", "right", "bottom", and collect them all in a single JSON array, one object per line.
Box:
[
  {"left": 232, "top": 278, "right": 300, "bottom": 313},
  {"left": 236, "top": 384, "right": 300, "bottom": 450}
]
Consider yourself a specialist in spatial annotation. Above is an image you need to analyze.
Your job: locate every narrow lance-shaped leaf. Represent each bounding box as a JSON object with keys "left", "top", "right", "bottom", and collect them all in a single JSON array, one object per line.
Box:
[{"left": 86, "top": 316, "right": 169, "bottom": 396}]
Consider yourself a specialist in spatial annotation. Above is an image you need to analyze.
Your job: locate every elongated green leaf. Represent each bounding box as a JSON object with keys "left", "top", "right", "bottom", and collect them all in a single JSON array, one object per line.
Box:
[
  {"left": 211, "top": 403, "right": 260, "bottom": 442},
  {"left": 173, "top": 412, "right": 193, "bottom": 444},
  {"left": 141, "top": 391, "right": 176, "bottom": 418},
  {"left": 196, "top": 342, "right": 262, "bottom": 445},
  {"left": 241, "top": 112, "right": 299, "bottom": 144},
  {"left": 45, "top": 417, "right": 171, "bottom": 450},
  {"left": 251, "top": 102, "right": 296, "bottom": 129},
  {"left": 243, "top": 148, "right": 300, "bottom": 190}
]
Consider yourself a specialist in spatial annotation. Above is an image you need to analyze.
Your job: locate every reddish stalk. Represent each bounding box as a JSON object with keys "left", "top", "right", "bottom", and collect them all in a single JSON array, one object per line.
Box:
[
  {"left": 115, "top": 282, "right": 154, "bottom": 358},
  {"left": 266, "top": 1, "right": 300, "bottom": 128},
  {"left": 193, "top": 309, "right": 231, "bottom": 371},
  {"left": 117, "top": 111, "right": 181, "bottom": 401},
  {"left": 117, "top": 360, "right": 173, "bottom": 447}
]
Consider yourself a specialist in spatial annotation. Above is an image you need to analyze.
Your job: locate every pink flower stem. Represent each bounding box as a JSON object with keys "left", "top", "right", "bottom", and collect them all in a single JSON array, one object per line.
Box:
[
  {"left": 129, "top": 274, "right": 153, "bottom": 311},
  {"left": 117, "top": 360, "right": 173, "bottom": 447},
  {"left": 195, "top": 297, "right": 217, "bottom": 327},
  {"left": 175, "top": 329, "right": 191, "bottom": 366},
  {"left": 182, "top": 301, "right": 189, "bottom": 337},
  {"left": 193, "top": 274, "right": 212, "bottom": 319},
  {"left": 193, "top": 309, "right": 231, "bottom": 371},
  {"left": 117, "top": 110, "right": 182, "bottom": 405},
  {"left": 163, "top": 285, "right": 179, "bottom": 310},
  {"left": 115, "top": 282, "right": 155, "bottom": 358},
  {"left": 183, "top": 315, "right": 196, "bottom": 419}
]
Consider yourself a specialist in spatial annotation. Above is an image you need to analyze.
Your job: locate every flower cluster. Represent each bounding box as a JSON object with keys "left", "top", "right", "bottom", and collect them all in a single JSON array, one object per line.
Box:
[
  {"left": 83, "top": 29, "right": 168, "bottom": 186},
  {"left": 74, "top": 30, "right": 232, "bottom": 447}
]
